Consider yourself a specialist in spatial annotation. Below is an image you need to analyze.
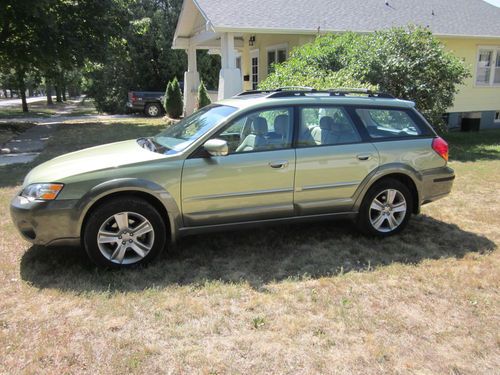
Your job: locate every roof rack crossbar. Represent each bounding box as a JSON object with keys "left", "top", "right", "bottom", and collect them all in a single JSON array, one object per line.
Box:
[{"left": 234, "top": 88, "right": 395, "bottom": 99}]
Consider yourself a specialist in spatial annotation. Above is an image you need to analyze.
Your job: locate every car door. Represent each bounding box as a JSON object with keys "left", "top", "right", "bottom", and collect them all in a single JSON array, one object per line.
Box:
[
  {"left": 294, "top": 105, "right": 379, "bottom": 215},
  {"left": 181, "top": 107, "right": 296, "bottom": 227}
]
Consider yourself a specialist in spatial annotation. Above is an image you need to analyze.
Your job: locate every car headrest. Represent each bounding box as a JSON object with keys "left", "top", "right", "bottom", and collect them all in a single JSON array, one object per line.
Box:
[
  {"left": 319, "top": 116, "right": 334, "bottom": 130},
  {"left": 274, "top": 115, "right": 289, "bottom": 135},
  {"left": 252, "top": 117, "right": 268, "bottom": 135}
]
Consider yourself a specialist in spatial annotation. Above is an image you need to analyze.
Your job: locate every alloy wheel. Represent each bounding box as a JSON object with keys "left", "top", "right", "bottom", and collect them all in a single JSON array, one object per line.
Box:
[
  {"left": 369, "top": 189, "right": 407, "bottom": 233},
  {"left": 97, "top": 211, "right": 155, "bottom": 265}
]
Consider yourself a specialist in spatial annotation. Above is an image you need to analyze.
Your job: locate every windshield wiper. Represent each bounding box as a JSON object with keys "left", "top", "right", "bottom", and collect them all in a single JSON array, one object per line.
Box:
[{"left": 137, "top": 137, "right": 158, "bottom": 152}]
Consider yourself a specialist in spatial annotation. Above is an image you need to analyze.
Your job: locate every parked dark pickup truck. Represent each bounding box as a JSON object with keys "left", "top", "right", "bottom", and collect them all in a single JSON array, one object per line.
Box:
[{"left": 127, "top": 91, "right": 164, "bottom": 117}]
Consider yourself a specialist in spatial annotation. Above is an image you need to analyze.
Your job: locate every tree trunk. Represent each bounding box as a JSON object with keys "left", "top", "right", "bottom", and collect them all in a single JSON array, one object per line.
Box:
[
  {"left": 55, "top": 85, "right": 62, "bottom": 102},
  {"left": 46, "top": 80, "right": 53, "bottom": 105},
  {"left": 61, "top": 72, "right": 67, "bottom": 101},
  {"left": 9, "top": 89, "right": 13, "bottom": 98},
  {"left": 16, "top": 69, "right": 28, "bottom": 112},
  {"left": 2, "top": 89, "right": 7, "bottom": 98}
]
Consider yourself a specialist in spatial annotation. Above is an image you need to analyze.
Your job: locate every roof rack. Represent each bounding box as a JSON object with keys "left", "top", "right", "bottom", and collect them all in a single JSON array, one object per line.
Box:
[{"left": 235, "top": 87, "right": 395, "bottom": 99}]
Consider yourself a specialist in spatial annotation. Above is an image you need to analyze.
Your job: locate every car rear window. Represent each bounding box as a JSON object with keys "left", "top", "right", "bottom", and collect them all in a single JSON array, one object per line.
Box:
[{"left": 355, "top": 108, "right": 424, "bottom": 139}]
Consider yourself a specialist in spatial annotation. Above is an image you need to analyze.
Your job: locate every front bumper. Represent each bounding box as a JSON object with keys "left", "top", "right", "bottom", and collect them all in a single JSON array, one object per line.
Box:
[
  {"left": 421, "top": 166, "right": 455, "bottom": 205},
  {"left": 10, "top": 195, "right": 81, "bottom": 246}
]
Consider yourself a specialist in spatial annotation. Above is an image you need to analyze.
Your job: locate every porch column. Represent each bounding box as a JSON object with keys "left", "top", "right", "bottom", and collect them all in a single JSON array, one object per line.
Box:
[
  {"left": 241, "top": 36, "right": 252, "bottom": 91},
  {"left": 218, "top": 33, "right": 242, "bottom": 100},
  {"left": 184, "top": 45, "right": 200, "bottom": 116}
]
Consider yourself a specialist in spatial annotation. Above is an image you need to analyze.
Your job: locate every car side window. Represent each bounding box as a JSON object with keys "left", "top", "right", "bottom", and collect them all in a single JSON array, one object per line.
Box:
[
  {"left": 217, "top": 107, "right": 293, "bottom": 154},
  {"left": 298, "top": 106, "right": 361, "bottom": 147},
  {"left": 356, "top": 108, "right": 423, "bottom": 138}
]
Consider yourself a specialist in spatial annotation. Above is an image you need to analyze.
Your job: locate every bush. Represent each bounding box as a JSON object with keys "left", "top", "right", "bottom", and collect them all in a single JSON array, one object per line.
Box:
[
  {"left": 164, "top": 77, "right": 183, "bottom": 118},
  {"left": 197, "top": 80, "right": 211, "bottom": 109},
  {"left": 260, "top": 27, "right": 470, "bottom": 130}
]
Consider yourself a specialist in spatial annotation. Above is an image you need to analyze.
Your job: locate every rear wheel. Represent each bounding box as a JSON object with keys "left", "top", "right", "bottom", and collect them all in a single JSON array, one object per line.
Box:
[
  {"left": 145, "top": 103, "right": 162, "bottom": 117},
  {"left": 83, "top": 197, "right": 166, "bottom": 268},
  {"left": 356, "top": 178, "right": 413, "bottom": 237}
]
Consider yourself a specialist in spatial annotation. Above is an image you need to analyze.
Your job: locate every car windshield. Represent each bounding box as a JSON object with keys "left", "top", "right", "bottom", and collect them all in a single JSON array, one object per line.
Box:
[{"left": 153, "top": 104, "right": 237, "bottom": 154}]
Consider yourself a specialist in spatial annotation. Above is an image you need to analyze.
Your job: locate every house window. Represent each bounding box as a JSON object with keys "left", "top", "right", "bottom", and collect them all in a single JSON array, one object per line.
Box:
[
  {"left": 267, "top": 45, "right": 288, "bottom": 74},
  {"left": 476, "top": 47, "right": 500, "bottom": 86}
]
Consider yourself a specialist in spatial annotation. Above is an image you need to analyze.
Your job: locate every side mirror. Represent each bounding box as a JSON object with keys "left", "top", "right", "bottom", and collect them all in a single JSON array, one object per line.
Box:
[{"left": 203, "top": 138, "right": 228, "bottom": 157}]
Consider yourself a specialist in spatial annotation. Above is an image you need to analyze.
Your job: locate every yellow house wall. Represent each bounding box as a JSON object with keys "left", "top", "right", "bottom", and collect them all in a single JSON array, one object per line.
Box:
[
  {"left": 439, "top": 37, "right": 500, "bottom": 113},
  {"left": 245, "top": 33, "right": 500, "bottom": 114}
]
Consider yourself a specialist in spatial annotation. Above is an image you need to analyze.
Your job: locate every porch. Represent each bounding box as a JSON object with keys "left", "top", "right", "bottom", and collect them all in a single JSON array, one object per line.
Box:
[{"left": 172, "top": 1, "right": 314, "bottom": 114}]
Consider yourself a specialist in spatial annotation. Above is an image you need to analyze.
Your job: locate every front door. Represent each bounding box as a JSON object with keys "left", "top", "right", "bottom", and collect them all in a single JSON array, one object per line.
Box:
[
  {"left": 294, "top": 105, "right": 379, "bottom": 215},
  {"left": 181, "top": 106, "right": 295, "bottom": 226}
]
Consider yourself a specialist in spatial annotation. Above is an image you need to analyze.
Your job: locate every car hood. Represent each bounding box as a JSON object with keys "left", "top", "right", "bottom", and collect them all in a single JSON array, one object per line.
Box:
[{"left": 23, "top": 140, "right": 167, "bottom": 185}]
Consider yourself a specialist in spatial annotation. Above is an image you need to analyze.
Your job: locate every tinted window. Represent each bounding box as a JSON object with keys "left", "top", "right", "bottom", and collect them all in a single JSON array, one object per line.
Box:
[
  {"left": 298, "top": 106, "right": 361, "bottom": 147},
  {"left": 356, "top": 108, "right": 422, "bottom": 138}
]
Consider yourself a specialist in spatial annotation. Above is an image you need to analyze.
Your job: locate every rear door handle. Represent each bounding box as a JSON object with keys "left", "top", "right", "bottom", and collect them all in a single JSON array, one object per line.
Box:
[
  {"left": 357, "top": 154, "right": 372, "bottom": 161},
  {"left": 269, "top": 160, "right": 289, "bottom": 169}
]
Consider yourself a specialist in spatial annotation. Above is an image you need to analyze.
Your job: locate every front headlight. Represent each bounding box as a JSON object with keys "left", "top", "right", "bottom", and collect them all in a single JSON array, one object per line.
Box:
[{"left": 21, "top": 183, "right": 64, "bottom": 201}]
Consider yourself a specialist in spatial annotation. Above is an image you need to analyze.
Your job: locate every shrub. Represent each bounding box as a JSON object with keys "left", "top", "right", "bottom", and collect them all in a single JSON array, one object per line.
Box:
[
  {"left": 260, "top": 26, "right": 470, "bottom": 131},
  {"left": 197, "top": 80, "right": 211, "bottom": 110},
  {"left": 165, "top": 77, "right": 183, "bottom": 118}
]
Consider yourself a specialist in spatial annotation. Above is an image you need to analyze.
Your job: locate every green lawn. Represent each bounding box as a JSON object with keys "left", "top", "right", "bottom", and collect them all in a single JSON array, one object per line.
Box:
[
  {"left": 0, "top": 97, "right": 98, "bottom": 119},
  {"left": 0, "top": 123, "right": 498, "bottom": 374}
]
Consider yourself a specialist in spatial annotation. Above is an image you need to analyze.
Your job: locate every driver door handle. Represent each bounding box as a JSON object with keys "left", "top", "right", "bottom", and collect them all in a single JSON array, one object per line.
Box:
[
  {"left": 269, "top": 160, "right": 289, "bottom": 169},
  {"left": 357, "top": 154, "right": 373, "bottom": 161}
]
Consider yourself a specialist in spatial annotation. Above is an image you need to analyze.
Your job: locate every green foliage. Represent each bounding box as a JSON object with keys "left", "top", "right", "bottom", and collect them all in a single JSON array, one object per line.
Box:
[
  {"left": 165, "top": 77, "right": 183, "bottom": 119},
  {"left": 83, "top": 0, "right": 220, "bottom": 113},
  {"left": 197, "top": 80, "right": 211, "bottom": 110},
  {"left": 261, "top": 27, "right": 470, "bottom": 130}
]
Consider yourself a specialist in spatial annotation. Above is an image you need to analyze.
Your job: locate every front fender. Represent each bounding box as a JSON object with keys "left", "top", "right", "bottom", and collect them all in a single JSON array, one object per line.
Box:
[{"left": 75, "top": 178, "right": 182, "bottom": 243}]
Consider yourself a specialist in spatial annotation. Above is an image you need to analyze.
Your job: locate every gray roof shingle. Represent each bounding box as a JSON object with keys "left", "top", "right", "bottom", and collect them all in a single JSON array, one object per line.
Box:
[{"left": 195, "top": 0, "right": 500, "bottom": 37}]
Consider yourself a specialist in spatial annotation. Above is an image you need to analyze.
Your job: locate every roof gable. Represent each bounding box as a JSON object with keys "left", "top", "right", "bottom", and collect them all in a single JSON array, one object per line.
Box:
[{"left": 193, "top": 0, "right": 500, "bottom": 37}]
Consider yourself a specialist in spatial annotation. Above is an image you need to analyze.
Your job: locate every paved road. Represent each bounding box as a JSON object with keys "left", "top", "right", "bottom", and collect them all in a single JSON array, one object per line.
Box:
[{"left": 0, "top": 96, "right": 48, "bottom": 107}]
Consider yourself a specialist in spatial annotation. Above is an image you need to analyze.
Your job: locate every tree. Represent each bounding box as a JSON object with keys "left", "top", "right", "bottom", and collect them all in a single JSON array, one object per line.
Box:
[
  {"left": 197, "top": 80, "right": 211, "bottom": 109},
  {"left": 164, "top": 77, "right": 183, "bottom": 118},
  {"left": 260, "top": 27, "right": 470, "bottom": 130}
]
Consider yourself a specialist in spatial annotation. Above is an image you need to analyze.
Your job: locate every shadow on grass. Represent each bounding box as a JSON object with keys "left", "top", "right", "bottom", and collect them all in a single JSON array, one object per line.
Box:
[
  {"left": 445, "top": 129, "right": 500, "bottom": 162},
  {"left": 0, "top": 122, "right": 168, "bottom": 188},
  {"left": 20, "top": 215, "right": 496, "bottom": 293}
]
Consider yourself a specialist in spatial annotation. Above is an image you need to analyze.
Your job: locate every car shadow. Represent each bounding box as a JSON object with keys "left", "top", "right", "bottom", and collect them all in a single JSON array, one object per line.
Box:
[{"left": 19, "top": 214, "right": 496, "bottom": 293}]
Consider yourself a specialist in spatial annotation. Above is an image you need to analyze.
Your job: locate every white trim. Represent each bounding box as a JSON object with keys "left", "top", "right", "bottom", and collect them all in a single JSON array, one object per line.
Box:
[
  {"left": 212, "top": 26, "right": 500, "bottom": 39},
  {"left": 495, "top": 111, "right": 500, "bottom": 123},
  {"left": 474, "top": 45, "right": 500, "bottom": 88}
]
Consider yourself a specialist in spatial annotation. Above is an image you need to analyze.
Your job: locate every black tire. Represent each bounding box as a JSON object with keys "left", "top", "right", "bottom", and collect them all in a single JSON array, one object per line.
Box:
[
  {"left": 83, "top": 197, "right": 167, "bottom": 268},
  {"left": 144, "top": 103, "right": 162, "bottom": 117},
  {"left": 356, "top": 178, "right": 413, "bottom": 237}
]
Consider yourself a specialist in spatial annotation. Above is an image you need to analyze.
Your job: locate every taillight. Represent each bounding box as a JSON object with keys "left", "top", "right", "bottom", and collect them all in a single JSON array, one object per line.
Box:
[{"left": 432, "top": 136, "right": 449, "bottom": 161}]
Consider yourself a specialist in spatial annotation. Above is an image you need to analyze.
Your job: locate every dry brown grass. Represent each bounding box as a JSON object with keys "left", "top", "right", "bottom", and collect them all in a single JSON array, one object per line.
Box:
[{"left": 0, "top": 125, "right": 499, "bottom": 374}]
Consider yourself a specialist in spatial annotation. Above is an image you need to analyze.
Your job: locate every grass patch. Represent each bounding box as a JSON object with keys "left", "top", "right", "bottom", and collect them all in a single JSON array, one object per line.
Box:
[
  {"left": 0, "top": 97, "right": 98, "bottom": 119},
  {"left": 0, "top": 121, "right": 498, "bottom": 374},
  {"left": 444, "top": 128, "right": 500, "bottom": 162}
]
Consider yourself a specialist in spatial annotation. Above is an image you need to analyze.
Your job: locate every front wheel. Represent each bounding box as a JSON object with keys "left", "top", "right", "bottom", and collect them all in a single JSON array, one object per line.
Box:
[
  {"left": 356, "top": 178, "right": 413, "bottom": 237},
  {"left": 83, "top": 197, "right": 166, "bottom": 268}
]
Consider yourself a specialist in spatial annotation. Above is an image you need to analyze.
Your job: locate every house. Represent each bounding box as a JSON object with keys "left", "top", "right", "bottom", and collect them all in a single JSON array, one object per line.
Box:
[{"left": 172, "top": 0, "right": 500, "bottom": 130}]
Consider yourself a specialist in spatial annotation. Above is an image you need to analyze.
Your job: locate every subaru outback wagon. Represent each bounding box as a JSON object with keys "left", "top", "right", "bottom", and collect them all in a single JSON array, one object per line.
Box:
[{"left": 11, "top": 88, "right": 454, "bottom": 268}]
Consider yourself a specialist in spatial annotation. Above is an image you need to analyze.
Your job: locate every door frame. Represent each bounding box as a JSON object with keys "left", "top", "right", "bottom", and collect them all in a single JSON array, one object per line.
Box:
[{"left": 250, "top": 49, "right": 259, "bottom": 90}]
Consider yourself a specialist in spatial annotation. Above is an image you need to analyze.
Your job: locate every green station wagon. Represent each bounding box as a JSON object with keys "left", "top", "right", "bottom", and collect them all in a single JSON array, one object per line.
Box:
[{"left": 10, "top": 88, "right": 455, "bottom": 268}]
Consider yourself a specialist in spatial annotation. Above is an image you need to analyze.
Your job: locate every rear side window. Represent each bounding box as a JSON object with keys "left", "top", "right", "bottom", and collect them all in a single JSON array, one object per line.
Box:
[
  {"left": 356, "top": 108, "right": 423, "bottom": 138},
  {"left": 298, "top": 106, "right": 361, "bottom": 147}
]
